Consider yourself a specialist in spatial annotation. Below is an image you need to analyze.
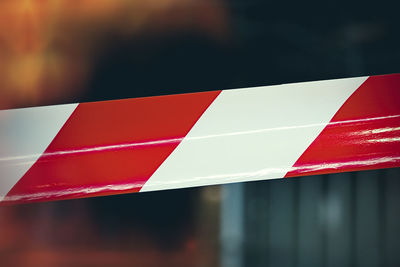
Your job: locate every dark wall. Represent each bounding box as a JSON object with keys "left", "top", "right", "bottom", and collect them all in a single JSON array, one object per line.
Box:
[{"left": 242, "top": 169, "right": 400, "bottom": 267}]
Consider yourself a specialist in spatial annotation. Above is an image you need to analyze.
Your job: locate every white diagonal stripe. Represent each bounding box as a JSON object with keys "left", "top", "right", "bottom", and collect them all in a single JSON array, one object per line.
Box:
[
  {"left": 141, "top": 77, "right": 368, "bottom": 192},
  {"left": 0, "top": 104, "right": 78, "bottom": 202}
]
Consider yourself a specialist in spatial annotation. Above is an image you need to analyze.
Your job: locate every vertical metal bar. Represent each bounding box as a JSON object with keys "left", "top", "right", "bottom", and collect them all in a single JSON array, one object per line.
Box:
[
  {"left": 325, "top": 173, "right": 353, "bottom": 267},
  {"left": 298, "top": 175, "right": 324, "bottom": 267},
  {"left": 385, "top": 168, "right": 400, "bottom": 267},
  {"left": 355, "top": 170, "right": 380, "bottom": 267},
  {"left": 243, "top": 181, "right": 270, "bottom": 267},
  {"left": 221, "top": 183, "right": 244, "bottom": 267},
  {"left": 268, "top": 179, "right": 297, "bottom": 267}
]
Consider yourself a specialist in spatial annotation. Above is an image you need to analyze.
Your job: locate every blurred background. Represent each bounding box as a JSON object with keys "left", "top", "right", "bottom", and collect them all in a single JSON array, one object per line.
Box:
[{"left": 0, "top": 0, "right": 399, "bottom": 266}]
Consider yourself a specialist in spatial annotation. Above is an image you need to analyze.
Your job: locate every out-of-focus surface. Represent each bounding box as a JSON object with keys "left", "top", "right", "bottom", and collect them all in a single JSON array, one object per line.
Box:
[
  {"left": 237, "top": 169, "right": 400, "bottom": 267},
  {"left": 0, "top": 187, "right": 220, "bottom": 267},
  {"left": 0, "top": 0, "right": 228, "bottom": 109},
  {"left": 1, "top": 0, "right": 400, "bottom": 266},
  {"left": 1, "top": 0, "right": 399, "bottom": 110},
  {"left": 1, "top": 169, "right": 399, "bottom": 267}
]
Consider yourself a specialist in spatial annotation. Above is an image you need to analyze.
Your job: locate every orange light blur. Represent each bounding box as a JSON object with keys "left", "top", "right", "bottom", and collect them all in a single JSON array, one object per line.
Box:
[{"left": 0, "top": 0, "right": 229, "bottom": 109}]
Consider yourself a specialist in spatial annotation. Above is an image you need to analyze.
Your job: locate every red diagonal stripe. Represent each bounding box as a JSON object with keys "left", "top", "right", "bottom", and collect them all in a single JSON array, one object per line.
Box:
[
  {"left": 286, "top": 74, "right": 400, "bottom": 177},
  {"left": 4, "top": 91, "right": 220, "bottom": 204}
]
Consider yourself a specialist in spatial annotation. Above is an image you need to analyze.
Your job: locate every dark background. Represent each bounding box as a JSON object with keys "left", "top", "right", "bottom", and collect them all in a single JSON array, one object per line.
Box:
[
  {"left": 83, "top": 0, "right": 400, "bottom": 102},
  {"left": 0, "top": 0, "right": 399, "bottom": 266}
]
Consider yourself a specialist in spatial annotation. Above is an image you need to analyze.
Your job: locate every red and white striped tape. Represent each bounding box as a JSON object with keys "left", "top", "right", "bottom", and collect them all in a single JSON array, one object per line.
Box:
[{"left": 0, "top": 74, "right": 399, "bottom": 204}]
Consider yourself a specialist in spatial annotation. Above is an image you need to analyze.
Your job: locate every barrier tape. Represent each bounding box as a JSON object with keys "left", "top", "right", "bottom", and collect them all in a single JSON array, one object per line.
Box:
[{"left": 0, "top": 74, "right": 399, "bottom": 204}]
